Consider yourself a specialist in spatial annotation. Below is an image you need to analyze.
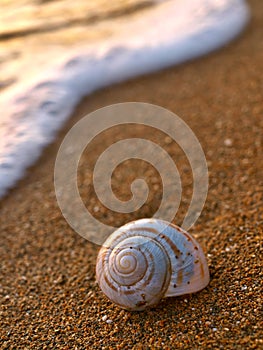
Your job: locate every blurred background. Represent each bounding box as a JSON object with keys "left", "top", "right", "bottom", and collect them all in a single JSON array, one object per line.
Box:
[
  {"left": 0, "top": 0, "right": 159, "bottom": 92},
  {"left": 0, "top": 0, "right": 249, "bottom": 198}
]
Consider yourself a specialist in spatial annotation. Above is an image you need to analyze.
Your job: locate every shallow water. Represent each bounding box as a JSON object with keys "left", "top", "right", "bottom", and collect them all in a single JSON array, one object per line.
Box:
[
  {"left": 0, "top": 0, "right": 160, "bottom": 91},
  {"left": 0, "top": 0, "right": 250, "bottom": 197}
]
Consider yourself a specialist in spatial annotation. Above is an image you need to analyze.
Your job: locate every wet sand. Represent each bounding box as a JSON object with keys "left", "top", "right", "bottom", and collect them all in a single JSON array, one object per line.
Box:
[{"left": 0, "top": 0, "right": 262, "bottom": 348}]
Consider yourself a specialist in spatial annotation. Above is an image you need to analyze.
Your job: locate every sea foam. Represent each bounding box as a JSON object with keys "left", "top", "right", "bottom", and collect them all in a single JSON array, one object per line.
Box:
[{"left": 0, "top": 0, "right": 249, "bottom": 198}]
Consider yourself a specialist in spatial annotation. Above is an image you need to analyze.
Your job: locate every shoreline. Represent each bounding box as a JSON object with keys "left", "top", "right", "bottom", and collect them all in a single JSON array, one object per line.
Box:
[
  {"left": 0, "top": 0, "right": 262, "bottom": 348},
  {"left": 0, "top": 0, "right": 250, "bottom": 199}
]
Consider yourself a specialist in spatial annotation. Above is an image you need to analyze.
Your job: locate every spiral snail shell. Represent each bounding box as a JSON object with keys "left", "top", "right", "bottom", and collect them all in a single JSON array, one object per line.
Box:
[{"left": 96, "top": 219, "right": 209, "bottom": 311}]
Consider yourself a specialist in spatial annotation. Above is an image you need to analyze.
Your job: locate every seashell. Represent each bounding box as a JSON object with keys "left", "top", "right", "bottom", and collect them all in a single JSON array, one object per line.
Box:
[{"left": 96, "top": 218, "right": 209, "bottom": 311}]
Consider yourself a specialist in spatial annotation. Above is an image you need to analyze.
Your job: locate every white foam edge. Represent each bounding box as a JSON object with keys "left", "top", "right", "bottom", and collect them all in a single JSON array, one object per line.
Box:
[{"left": 0, "top": 0, "right": 250, "bottom": 198}]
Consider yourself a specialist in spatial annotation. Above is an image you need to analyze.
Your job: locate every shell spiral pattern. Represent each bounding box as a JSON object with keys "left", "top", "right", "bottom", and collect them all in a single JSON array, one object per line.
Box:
[{"left": 96, "top": 218, "right": 210, "bottom": 311}]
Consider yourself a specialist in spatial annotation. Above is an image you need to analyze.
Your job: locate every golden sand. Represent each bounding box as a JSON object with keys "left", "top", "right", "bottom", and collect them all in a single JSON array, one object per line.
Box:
[{"left": 0, "top": 0, "right": 262, "bottom": 348}]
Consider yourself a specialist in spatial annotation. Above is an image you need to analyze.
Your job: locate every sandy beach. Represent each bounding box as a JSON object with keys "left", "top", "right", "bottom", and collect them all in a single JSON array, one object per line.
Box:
[{"left": 0, "top": 0, "right": 262, "bottom": 348}]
